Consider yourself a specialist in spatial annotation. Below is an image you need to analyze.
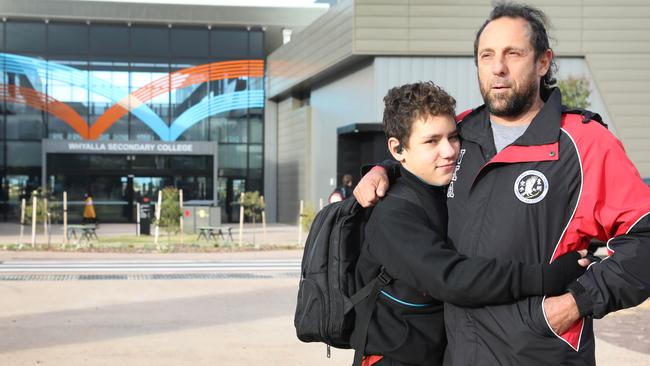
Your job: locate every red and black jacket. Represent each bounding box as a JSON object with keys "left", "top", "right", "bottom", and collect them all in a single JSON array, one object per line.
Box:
[{"left": 443, "top": 88, "right": 650, "bottom": 365}]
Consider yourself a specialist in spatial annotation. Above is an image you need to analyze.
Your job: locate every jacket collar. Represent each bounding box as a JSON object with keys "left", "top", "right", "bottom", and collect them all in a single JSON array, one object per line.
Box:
[{"left": 459, "top": 88, "right": 563, "bottom": 149}]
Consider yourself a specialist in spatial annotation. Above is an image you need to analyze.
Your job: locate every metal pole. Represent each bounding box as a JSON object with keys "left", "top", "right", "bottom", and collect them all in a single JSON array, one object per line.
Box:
[
  {"left": 63, "top": 191, "right": 68, "bottom": 248},
  {"left": 238, "top": 192, "right": 244, "bottom": 247},
  {"left": 136, "top": 202, "right": 141, "bottom": 236},
  {"left": 154, "top": 190, "right": 162, "bottom": 247},
  {"left": 179, "top": 189, "right": 184, "bottom": 244},
  {"left": 319, "top": 198, "right": 323, "bottom": 211},
  {"left": 31, "top": 195, "right": 37, "bottom": 248},
  {"left": 19, "top": 198, "right": 26, "bottom": 248},
  {"left": 260, "top": 195, "right": 267, "bottom": 244},
  {"left": 298, "top": 200, "right": 304, "bottom": 247},
  {"left": 43, "top": 197, "right": 48, "bottom": 240}
]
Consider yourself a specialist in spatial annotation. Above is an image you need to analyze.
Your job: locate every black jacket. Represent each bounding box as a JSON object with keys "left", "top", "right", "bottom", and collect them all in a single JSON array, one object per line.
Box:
[
  {"left": 353, "top": 166, "right": 556, "bottom": 366},
  {"left": 441, "top": 88, "right": 650, "bottom": 365}
]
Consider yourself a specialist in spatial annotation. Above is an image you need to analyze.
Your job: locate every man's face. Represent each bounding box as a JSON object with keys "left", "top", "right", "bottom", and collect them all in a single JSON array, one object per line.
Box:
[
  {"left": 476, "top": 17, "right": 547, "bottom": 117},
  {"left": 399, "top": 114, "right": 460, "bottom": 186}
]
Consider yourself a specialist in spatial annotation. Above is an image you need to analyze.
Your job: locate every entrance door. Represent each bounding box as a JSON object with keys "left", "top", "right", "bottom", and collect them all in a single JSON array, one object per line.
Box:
[
  {"left": 121, "top": 175, "right": 135, "bottom": 222},
  {"left": 218, "top": 177, "right": 246, "bottom": 223}
]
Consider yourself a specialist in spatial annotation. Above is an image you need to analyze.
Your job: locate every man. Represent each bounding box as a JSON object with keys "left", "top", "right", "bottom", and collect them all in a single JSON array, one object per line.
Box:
[{"left": 354, "top": 3, "right": 650, "bottom": 365}]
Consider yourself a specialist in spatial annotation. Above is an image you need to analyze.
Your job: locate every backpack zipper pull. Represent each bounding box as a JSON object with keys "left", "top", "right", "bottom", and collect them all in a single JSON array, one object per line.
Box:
[{"left": 327, "top": 345, "right": 331, "bottom": 358}]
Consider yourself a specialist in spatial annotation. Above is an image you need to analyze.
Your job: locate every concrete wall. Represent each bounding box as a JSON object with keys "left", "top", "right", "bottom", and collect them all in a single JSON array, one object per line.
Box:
[
  {"left": 266, "top": 0, "right": 354, "bottom": 98},
  {"left": 276, "top": 98, "right": 311, "bottom": 224},
  {"left": 353, "top": 0, "right": 490, "bottom": 55},
  {"left": 267, "top": 0, "right": 650, "bottom": 176},
  {"left": 309, "top": 62, "right": 376, "bottom": 206}
]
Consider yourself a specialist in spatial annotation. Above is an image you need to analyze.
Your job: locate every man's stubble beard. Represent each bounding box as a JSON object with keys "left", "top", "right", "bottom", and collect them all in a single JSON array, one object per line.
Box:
[{"left": 480, "top": 72, "right": 539, "bottom": 118}]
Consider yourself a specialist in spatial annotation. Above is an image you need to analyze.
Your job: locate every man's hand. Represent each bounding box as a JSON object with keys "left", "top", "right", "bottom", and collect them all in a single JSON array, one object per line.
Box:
[
  {"left": 353, "top": 166, "right": 389, "bottom": 207},
  {"left": 543, "top": 292, "right": 581, "bottom": 335}
]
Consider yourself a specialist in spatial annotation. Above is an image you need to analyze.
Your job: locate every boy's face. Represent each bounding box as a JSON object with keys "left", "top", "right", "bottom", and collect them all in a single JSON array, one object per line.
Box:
[{"left": 392, "top": 114, "right": 460, "bottom": 186}]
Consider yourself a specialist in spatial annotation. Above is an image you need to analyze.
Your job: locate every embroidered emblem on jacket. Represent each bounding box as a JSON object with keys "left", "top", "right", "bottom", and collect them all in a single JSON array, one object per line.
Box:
[{"left": 514, "top": 170, "right": 549, "bottom": 204}]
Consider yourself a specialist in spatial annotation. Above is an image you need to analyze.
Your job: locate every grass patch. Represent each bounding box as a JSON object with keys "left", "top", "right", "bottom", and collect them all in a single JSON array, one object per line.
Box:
[{"left": 0, "top": 234, "right": 300, "bottom": 253}]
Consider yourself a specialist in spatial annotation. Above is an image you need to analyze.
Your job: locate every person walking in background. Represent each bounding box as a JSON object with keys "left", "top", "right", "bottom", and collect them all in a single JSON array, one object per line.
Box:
[
  {"left": 83, "top": 192, "right": 97, "bottom": 224},
  {"left": 329, "top": 174, "right": 354, "bottom": 203}
]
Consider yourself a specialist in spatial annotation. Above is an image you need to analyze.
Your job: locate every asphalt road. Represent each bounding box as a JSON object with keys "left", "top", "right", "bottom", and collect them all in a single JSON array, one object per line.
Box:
[{"left": 0, "top": 251, "right": 647, "bottom": 365}]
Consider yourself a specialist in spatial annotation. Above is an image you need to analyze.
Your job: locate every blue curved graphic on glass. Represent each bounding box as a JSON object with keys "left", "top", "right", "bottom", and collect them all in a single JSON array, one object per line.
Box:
[
  {"left": 168, "top": 90, "right": 264, "bottom": 141},
  {"left": 1, "top": 53, "right": 263, "bottom": 141},
  {"left": 1, "top": 53, "right": 168, "bottom": 138}
]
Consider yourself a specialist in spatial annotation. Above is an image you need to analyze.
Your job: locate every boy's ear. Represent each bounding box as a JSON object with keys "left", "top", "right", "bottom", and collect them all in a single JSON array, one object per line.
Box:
[{"left": 388, "top": 137, "right": 405, "bottom": 162}]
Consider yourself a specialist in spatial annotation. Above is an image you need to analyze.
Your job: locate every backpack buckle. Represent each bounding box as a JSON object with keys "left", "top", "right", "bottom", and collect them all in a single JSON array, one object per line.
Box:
[{"left": 377, "top": 268, "right": 393, "bottom": 286}]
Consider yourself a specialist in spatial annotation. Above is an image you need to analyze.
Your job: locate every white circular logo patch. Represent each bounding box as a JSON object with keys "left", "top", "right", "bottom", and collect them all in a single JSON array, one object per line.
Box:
[{"left": 514, "top": 170, "right": 549, "bottom": 204}]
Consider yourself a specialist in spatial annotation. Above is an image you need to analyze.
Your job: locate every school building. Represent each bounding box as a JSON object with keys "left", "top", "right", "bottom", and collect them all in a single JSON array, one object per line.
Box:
[
  {"left": 0, "top": 0, "right": 327, "bottom": 222},
  {"left": 1, "top": 0, "right": 649, "bottom": 224}
]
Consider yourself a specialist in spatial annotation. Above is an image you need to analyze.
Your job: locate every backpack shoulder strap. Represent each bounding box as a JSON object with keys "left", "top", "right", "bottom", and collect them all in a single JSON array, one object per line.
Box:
[{"left": 350, "top": 267, "right": 393, "bottom": 366}]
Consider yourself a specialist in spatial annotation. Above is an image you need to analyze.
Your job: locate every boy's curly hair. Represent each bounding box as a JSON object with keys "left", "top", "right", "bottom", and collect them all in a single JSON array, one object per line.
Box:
[{"left": 383, "top": 81, "right": 456, "bottom": 149}]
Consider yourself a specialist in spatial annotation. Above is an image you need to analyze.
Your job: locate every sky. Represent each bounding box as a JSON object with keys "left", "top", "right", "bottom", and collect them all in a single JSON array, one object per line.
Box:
[{"left": 79, "top": 0, "right": 329, "bottom": 7}]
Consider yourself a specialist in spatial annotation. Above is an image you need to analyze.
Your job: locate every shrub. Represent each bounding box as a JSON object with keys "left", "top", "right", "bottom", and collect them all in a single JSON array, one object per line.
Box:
[
  {"left": 242, "top": 191, "right": 265, "bottom": 223},
  {"left": 157, "top": 187, "right": 182, "bottom": 236},
  {"left": 558, "top": 76, "right": 591, "bottom": 109}
]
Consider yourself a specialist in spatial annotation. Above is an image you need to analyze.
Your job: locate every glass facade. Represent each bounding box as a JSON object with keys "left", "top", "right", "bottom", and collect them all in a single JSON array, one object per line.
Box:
[{"left": 0, "top": 20, "right": 265, "bottom": 222}]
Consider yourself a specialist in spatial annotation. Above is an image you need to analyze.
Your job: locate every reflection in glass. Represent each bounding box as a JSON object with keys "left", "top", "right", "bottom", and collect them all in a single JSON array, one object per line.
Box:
[
  {"left": 130, "top": 62, "right": 169, "bottom": 140},
  {"left": 46, "top": 57, "right": 88, "bottom": 140},
  {"left": 171, "top": 60, "right": 209, "bottom": 141},
  {"left": 89, "top": 61, "right": 130, "bottom": 140}
]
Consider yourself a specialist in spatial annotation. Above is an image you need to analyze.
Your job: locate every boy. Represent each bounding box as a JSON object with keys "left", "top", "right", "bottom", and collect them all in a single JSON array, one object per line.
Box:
[{"left": 351, "top": 82, "right": 588, "bottom": 366}]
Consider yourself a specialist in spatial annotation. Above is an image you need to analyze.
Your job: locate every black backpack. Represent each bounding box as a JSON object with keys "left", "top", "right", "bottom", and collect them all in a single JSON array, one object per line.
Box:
[{"left": 294, "top": 185, "right": 421, "bottom": 365}]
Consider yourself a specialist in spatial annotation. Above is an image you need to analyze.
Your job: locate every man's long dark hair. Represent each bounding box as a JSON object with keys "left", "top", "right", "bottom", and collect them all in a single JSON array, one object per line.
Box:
[{"left": 473, "top": 2, "right": 558, "bottom": 99}]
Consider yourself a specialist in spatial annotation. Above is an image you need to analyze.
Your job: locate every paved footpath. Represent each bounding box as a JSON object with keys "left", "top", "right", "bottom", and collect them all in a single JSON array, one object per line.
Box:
[{"left": 0, "top": 250, "right": 647, "bottom": 365}]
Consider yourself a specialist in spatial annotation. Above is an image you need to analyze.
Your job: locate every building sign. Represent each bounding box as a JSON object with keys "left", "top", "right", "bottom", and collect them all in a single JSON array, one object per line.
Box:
[
  {"left": 43, "top": 139, "right": 216, "bottom": 156},
  {"left": 66, "top": 142, "right": 193, "bottom": 153}
]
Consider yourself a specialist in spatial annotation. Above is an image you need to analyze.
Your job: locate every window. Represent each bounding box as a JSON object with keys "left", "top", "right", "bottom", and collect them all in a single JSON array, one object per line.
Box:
[
  {"left": 218, "top": 144, "right": 247, "bottom": 176},
  {"left": 6, "top": 142, "right": 41, "bottom": 167},
  {"left": 249, "top": 30, "right": 264, "bottom": 58},
  {"left": 89, "top": 24, "right": 129, "bottom": 57},
  {"left": 5, "top": 21, "right": 46, "bottom": 54},
  {"left": 131, "top": 26, "right": 170, "bottom": 58},
  {"left": 171, "top": 28, "right": 209, "bottom": 58},
  {"left": 48, "top": 22, "right": 88, "bottom": 56},
  {"left": 211, "top": 29, "right": 248, "bottom": 59}
]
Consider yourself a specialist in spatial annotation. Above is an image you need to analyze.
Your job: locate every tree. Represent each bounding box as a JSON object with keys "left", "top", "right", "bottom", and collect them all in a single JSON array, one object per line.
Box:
[
  {"left": 558, "top": 76, "right": 591, "bottom": 109},
  {"left": 157, "top": 187, "right": 182, "bottom": 239},
  {"left": 242, "top": 191, "right": 264, "bottom": 224},
  {"left": 23, "top": 189, "right": 48, "bottom": 224}
]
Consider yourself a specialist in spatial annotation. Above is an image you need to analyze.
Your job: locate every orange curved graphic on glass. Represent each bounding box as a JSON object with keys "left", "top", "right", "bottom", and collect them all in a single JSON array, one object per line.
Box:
[
  {"left": 0, "top": 84, "right": 89, "bottom": 139},
  {"left": 88, "top": 59, "right": 264, "bottom": 140}
]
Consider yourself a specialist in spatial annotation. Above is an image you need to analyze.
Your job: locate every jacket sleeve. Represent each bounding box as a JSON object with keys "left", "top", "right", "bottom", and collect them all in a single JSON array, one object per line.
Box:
[
  {"left": 362, "top": 160, "right": 401, "bottom": 182},
  {"left": 366, "top": 199, "right": 544, "bottom": 307},
  {"left": 567, "top": 133, "right": 650, "bottom": 318}
]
